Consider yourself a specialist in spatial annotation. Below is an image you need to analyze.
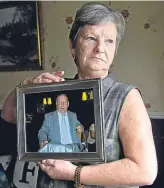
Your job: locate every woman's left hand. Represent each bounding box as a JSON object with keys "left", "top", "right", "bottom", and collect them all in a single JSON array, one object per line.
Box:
[{"left": 38, "top": 159, "right": 77, "bottom": 181}]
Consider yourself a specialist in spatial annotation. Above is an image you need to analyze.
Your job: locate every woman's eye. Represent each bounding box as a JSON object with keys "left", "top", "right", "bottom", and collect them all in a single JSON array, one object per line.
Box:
[
  {"left": 106, "top": 39, "right": 114, "bottom": 43},
  {"left": 86, "top": 37, "right": 96, "bottom": 41}
]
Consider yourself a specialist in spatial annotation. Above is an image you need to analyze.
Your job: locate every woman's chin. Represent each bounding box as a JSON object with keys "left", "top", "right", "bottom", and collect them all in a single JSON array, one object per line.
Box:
[
  {"left": 87, "top": 63, "right": 108, "bottom": 71},
  {"left": 86, "top": 69, "right": 108, "bottom": 79}
]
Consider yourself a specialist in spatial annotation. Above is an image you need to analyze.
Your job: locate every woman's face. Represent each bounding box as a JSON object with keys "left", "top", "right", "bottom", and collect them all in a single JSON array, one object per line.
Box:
[{"left": 70, "top": 23, "right": 117, "bottom": 79}]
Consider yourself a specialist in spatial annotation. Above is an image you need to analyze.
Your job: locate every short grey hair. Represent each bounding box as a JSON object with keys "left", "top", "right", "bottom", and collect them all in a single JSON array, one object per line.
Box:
[
  {"left": 56, "top": 94, "right": 68, "bottom": 102},
  {"left": 69, "top": 2, "right": 125, "bottom": 54}
]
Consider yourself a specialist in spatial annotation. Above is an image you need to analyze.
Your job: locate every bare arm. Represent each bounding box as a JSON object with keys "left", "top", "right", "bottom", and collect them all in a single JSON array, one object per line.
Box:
[
  {"left": 1, "top": 89, "right": 17, "bottom": 124},
  {"left": 1, "top": 77, "right": 34, "bottom": 123},
  {"left": 79, "top": 89, "right": 157, "bottom": 186}
]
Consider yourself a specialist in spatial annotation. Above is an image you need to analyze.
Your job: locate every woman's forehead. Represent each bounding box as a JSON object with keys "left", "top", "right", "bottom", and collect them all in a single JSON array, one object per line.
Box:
[{"left": 78, "top": 23, "right": 117, "bottom": 38}]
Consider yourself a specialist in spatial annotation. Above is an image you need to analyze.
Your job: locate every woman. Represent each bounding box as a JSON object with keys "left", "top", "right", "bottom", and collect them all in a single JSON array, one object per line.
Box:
[{"left": 1, "top": 2, "right": 157, "bottom": 188}]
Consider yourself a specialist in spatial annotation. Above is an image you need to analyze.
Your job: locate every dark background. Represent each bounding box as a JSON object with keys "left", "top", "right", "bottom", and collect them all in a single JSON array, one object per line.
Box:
[{"left": 142, "top": 118, "right": 164, "bottom": 188}]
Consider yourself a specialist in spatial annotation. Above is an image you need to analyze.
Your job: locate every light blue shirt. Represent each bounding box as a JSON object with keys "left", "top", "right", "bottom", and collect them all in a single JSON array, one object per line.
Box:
[{"left": 57, "top": 111, "right": 73, "bottom": 144}]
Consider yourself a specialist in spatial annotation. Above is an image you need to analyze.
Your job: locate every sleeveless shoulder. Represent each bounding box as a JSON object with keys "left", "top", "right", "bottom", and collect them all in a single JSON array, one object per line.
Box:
[{"left": 102, "top": 74, "right": 139, "bottom": 138}]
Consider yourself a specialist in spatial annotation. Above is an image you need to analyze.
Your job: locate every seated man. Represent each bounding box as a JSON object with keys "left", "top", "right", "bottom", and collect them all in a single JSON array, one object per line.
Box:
[{"left": 38, "top": 94, "right": 85, "bottom": 152}]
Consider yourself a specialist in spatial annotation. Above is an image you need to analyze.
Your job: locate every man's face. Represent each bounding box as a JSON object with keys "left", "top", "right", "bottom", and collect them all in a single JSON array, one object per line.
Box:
[
  {"left": 70, "top": 23, "right": 117, "bottom": 79},
  {"left": 56, "top": 95, "right": 69, "bottom": 113}
]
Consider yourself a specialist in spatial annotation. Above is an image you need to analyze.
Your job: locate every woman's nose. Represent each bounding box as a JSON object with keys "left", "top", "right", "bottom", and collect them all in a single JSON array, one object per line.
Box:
[{"left": 94, "top": 41, "right": 105, "bottom": 53}]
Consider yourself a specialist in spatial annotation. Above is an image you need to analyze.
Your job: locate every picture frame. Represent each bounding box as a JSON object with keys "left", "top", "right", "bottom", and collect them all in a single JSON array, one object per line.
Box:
[
  {"left": 0, "top": 1, "right": 43, "bottom": 71},
  {"left": 16, "top": 79, "right": 106, "bottom": 163}
]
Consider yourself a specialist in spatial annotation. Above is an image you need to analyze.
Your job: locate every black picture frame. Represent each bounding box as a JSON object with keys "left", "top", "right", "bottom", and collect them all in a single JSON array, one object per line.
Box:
[
  {"left": 16, "top": 79, "right": 106, "bottom": 163},
  {"left": 0, "top": 1, "right": 43, "bottom": 71}
]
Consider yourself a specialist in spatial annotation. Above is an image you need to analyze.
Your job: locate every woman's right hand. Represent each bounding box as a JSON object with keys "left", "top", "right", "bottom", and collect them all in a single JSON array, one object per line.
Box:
[{"left": 23, "top": 71, "right": 65, "bottom": 85}]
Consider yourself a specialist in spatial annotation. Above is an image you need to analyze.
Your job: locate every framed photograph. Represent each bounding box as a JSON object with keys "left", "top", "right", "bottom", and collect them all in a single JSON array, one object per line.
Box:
[
  {"left": 16, "top": 79, "right": 106, "bottom": 163},
  {"left": 0, "top": 1, "right": 43, "bottom": 71}
]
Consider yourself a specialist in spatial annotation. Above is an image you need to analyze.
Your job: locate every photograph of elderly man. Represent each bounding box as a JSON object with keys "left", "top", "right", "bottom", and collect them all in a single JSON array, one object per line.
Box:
[{"left": 38, "top": 94, "right": 86, "bottom": 153}]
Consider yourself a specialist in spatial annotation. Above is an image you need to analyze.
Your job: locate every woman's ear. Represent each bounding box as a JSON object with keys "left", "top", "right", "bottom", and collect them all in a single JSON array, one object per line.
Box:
[{"left": 69, "top": 40, "right": 75, "bottom": 60}]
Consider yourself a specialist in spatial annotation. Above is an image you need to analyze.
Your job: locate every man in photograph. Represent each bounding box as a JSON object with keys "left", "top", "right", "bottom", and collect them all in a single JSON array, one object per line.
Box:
[{"left": 38, "top": 94, "right": 86, "bottom": 153}]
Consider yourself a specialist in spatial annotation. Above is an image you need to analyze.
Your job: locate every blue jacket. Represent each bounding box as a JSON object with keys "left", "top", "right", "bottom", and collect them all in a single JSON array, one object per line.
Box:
[{"left": 38, "top": 110, "right": 81, "bottom": 145}]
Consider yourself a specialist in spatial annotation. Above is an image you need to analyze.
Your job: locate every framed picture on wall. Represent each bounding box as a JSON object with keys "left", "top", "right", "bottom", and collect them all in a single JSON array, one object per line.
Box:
[
  {"left": 16, "top": 79, "right": 106, "bottom": 163},
  {"left": 0, "top": 1, "right": 43, "bottom": 71}
]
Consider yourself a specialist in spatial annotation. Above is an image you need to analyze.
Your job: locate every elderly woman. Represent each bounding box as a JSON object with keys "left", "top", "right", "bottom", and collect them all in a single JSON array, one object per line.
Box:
[{"left": 1, "top": 2, "right": 157, "bottom": 188}]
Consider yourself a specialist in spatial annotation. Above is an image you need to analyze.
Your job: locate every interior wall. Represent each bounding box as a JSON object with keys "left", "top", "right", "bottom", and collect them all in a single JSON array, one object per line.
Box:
[{"left": 0, "top": 1, "right": 164, "bottom": 116}]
